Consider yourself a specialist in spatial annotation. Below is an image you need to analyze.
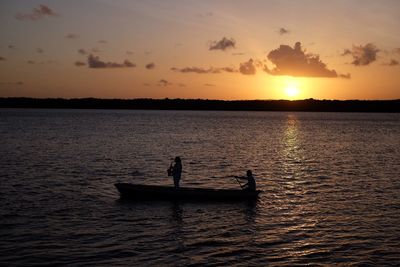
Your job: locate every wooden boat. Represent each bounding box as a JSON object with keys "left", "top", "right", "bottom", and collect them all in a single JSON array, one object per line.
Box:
[{"left": 115, "top": 183, "right": 261, "bottom": 201}]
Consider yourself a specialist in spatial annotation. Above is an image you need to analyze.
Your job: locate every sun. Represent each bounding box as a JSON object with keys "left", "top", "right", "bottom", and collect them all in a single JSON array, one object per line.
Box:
[{"left": 285, "top": 85, "right": 300, "bottom": 99}]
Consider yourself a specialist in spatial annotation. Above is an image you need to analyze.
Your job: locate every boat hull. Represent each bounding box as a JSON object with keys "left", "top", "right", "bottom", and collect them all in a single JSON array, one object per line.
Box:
[{"left": 114, "top": 183, "right": 261, "bottom": 201}]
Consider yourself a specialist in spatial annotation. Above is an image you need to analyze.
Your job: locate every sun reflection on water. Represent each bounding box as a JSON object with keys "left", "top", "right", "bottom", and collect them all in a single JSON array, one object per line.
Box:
[{"left": 282, "top": 114, "right": 303, "bottom": 176}]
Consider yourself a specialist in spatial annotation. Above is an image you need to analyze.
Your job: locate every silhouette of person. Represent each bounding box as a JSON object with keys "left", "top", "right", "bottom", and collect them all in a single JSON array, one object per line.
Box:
[
  {"left": 235, "top": 170, "right": 256, "bottom": 191},
  {"left": 168, "top": 157, "right": 182, "bottom": 188}
]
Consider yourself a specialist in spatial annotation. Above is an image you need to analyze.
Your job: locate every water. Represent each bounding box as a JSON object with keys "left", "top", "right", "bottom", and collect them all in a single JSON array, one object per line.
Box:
[{"left": 1, "top": 109, "right": 400, "bottom": 266}]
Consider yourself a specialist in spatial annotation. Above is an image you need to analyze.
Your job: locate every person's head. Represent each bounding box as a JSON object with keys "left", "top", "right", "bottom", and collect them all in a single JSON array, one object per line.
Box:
[
  {"left": 175, "top": 156, "right": 181, "bottom": 163},
  {"left": 246, "top": 170, "right": 252, "bottom": 177}
]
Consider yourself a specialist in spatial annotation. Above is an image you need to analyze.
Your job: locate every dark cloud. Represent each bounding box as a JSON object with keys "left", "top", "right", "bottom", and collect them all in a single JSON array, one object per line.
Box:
[
  {"left": 384, "top": 59, "right": 399, "bottom": 66},
  {"left": 74, "top": 61, "right": 86, "bottom": 67},
  {"left": 232, "top": 52, "right": 245, "bottom": 56},
  {"left": 279, "top": 28, "right": 290, "bottom": 35},
  {"left": 146, "top": 63, "right": 155, "bottom": 70},
  {"left": 8, "top": 45, "right": 15, "bottom": 50},
  {"left": 87, "top": 54, "right": 136, "bottom": 68},
  {"left": 395, "top": 48, "right": 400, "bottom": 54},
  {"left": 0, "top": 56, "right": 6, "bottom": 61},
  {"left": 158, "top": 79, "right": 172, "bottom": 86},
  {"left": 266, "top": 42, "right": 339, "bottom": 78},
  {"left": 209, "top": 37, "right": 236, "bottom": 51},
  {"left": 171, "top": 67, "right": 219, "bottom": 74},
  {"left": 36, "top": 48, "right": 44, "bottom": 54},
  {"left": 15, "top": 5, "right": 57, "bottom": 21},
  {"left": 204, "top": 83, "right": 215, "bottom": 87},
  {"left": 78, "top": 49, "right": 87, "bottom": 55},
  {"left": 338, "top": 73, "right": 351, "bottom": 79},
  {"left": 126, "top": 51, "right": 134, "bottom": 55},
  {"left": 342, "top": 43, "right": 379, "bottom": 66},
  {"left": 98, "top": 40, "right": 107, "bottom": 44},
  {"left": 198, "top": 12, "right": 213, "bottom": 18},
  {"left": 91, "top": 48, "right": 100, "bottom": 53},
  {"left": 27, "top": 60, "right": 56, "bottom": 64},
  {"left": 171, "top": 66, "right": 238, "bottom": 74},
  {"left": 341, "top": 49, "right": 352, "bottom": 56},
  {"left": 239, "top": 59, "right": 256, "bottom": 75},
  {"left": 220, "top": 67, "right": 238, "bottom": 73},
  {"left": 66, "top": 33, "right": 79, "bottom": 39},
  {"left": 0, "top": 81, "right": 23, "bottom": 85}
]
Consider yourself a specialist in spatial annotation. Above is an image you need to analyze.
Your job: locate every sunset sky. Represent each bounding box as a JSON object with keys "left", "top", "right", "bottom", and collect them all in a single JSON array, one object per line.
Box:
[{"left": 0, "top": 0, "right": 399, "bottom": 100}]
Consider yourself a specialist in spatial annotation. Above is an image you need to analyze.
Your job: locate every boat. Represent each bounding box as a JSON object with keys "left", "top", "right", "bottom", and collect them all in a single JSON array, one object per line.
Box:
[{"left": 114, "top": 183, "right": 261, "bottom": 201}]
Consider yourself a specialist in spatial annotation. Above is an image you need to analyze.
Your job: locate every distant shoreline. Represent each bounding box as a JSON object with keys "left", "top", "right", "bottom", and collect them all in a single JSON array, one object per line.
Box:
[{"left": 1, "top": 97, "right": 400, "bottom": 113}]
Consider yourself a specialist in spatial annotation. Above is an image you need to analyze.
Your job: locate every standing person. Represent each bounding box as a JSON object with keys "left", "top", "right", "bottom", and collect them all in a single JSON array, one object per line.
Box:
[
  {"left": 168, "top": 156, "right": 182, "bottom": 188},
  {"left": 235, "top": 170, "right": 256, "bottom": 191}
]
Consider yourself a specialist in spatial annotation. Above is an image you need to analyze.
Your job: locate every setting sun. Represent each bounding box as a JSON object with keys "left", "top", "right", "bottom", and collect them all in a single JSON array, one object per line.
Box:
[
  {"left": 285, "top": 86, "right": 299, "bottom": 98},
  {"left": 282, "top": 78, "right": 302, "bottom": 99}
]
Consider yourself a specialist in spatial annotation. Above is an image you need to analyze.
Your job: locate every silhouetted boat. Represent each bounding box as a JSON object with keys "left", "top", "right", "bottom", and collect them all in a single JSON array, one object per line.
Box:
[{"left": 114, "top": 183, "right": 261, "bottom": 201}]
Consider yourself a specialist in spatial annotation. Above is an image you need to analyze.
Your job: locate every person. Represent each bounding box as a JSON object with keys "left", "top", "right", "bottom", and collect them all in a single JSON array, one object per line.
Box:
[
  {"left": 168, "top": 156, "right": 182, "bottom": 188},
  {"left": 235, "top": 170, "right": 256, "bottom": 191}
]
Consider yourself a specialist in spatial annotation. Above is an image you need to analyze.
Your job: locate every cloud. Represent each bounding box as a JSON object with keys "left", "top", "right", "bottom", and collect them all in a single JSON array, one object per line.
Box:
[
  {"left": 87, "top": 54, "right": 135, "bottom": 68},
  {"left": 126, "top": 51, "right": 134, "bottom": 55},
  {"left": 66, "top": 33, "right": 79, "bottom": 39},
  {"left": 338, "top": 73, "right": 351, "bottom": 79},
  {"left": 239, "top": 59, "right": 256, "bottom": 75},
  {"left": 8, "top": 45, "right": 15, "bottom": 50},
  {"left": 27, "top": 60, "right": 56, "bottom": 64},
  {"left": 15, "top": 4, "right": 57, "bottom": 21},
  {"left": 204, "top": 83, "right": 215, "bottom": 87},
  {"left": 342, "top": 43, "right": 379, "bottom": 66},
  {"left": 0, "top": 56, "right": 6, "bottom": 61},
  {"left": 265, "top": 42, "right": 339, "bottom": 78},
  {"left": 98, "top": 40, "right": 107, "bottom": 44},
  {"left": 198, "top": 12, "right": 213, "bottom": 18},
  {"left": 0, "top": 81, "right": 23, "bottom": 85},
  {"left": 384, "top": 59, "right": 399, "bottom": 66},
  {"left": 74, "top": 61, "right": 86, "bottom": 67},
  {"left": 171, "top": 66, "right": 238, "bottom": 74},
  {"left": 209, "top": 37, "right": 236, "bottom": 51},
  {"left": 78, "top": 49, "right": 87, "bottom": 55},
  {"left": 158, "top": 79, "right": 172, "bottom": 86},
  {"left": 146, "top": 63, "right": 155, "bottom": 70},
  {"left": 91, "top": 48, "right": 100, "bottom": 53},
  {"left": 232, "top": 52, "right": 245, "bottom": 56},
  {"left": 36, "top": 48, "right": 44, "bottom": 54},
  {"left": 172, "top": 67, "right": 219, "bottom": 74},
  {"left": 279, "top": 28, "right": 290, "bottom": 35}
]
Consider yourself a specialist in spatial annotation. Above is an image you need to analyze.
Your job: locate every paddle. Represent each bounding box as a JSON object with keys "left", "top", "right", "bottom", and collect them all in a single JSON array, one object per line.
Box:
[
  {"left": 211, "top": 174, "right": 244, "bottom": 189},
  {"left": 233, "top": 176, "right": 245, "bottom": 189}
]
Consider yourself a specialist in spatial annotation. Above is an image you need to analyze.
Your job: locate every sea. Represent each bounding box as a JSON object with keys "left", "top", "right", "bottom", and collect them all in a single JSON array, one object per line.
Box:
[{"left": 1, "top": 109, "right": 399, "bottom": 266}]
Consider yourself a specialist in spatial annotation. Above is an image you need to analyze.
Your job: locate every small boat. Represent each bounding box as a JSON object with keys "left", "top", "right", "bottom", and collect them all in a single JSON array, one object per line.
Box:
[{"left": 114, "top": 183, "right": 261, "bottom": 201}]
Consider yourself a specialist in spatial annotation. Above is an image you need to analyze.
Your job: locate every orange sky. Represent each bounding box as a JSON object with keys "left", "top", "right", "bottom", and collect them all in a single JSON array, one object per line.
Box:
[{"left": 0, "top": 1, "right": 399, "bottom": 100}]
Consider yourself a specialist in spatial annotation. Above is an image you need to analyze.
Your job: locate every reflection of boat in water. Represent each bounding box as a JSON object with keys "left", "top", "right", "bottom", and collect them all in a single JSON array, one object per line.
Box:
[{"left": 115, "top": 183, "right": 261, "bottom": 201}]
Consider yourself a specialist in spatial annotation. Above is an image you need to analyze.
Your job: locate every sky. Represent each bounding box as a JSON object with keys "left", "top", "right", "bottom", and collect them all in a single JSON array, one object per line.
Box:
[{"left": 0, "top": 0, "right": 399, "bottom": 100}]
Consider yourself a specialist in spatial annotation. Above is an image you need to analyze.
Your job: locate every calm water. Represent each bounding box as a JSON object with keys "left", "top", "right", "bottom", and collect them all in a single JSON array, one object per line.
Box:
[{"left": 1, "top": 109, "right": 400, "bottom": 266}]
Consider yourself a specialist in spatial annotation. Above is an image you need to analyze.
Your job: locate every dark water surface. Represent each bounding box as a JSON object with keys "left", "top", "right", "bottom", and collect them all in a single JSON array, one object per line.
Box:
[{"left": 1, "top": 109, "right": 400, "bottom": 266}]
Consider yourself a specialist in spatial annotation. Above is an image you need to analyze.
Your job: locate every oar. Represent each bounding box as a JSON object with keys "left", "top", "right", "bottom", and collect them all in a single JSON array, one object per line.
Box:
[
  {"left": 233, "top": 176, "right": 244, "bottom": 189},
  {"left": 211, "top": 175, "right": 245, "bottom": 189}
]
